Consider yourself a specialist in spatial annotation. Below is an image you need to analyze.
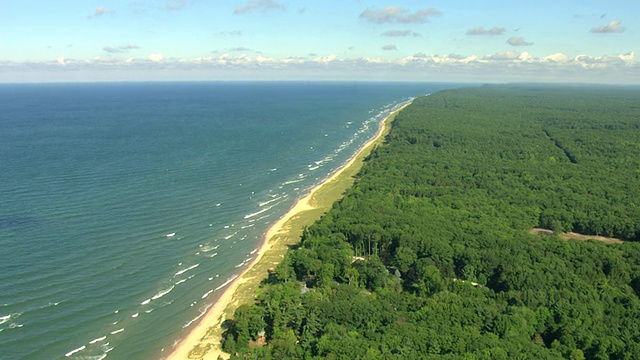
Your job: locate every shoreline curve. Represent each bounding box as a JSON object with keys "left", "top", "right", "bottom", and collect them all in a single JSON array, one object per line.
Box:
[{"left": 165, "top": 100, "right": 412, "bottom": 360}]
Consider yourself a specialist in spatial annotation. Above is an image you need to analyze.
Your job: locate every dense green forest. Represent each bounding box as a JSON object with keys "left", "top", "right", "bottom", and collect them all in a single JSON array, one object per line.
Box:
[{"left": 222, "top": 86, "right": 640, "bottom": 359}]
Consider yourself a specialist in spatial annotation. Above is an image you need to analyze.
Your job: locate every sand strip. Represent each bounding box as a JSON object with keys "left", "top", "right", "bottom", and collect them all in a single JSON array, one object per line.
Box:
[{"left": 166, "top": 101, "right": 411, "bottom": 360}]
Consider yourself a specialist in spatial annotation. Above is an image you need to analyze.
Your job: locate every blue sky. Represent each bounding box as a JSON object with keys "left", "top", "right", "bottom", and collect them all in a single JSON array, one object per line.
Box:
[{"left": 1, "top": 1, "right": 638, "bottom": 83}]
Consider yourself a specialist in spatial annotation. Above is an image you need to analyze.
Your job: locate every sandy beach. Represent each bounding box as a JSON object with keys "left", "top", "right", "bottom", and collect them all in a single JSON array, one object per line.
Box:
[{"left": 166, "top": 101, "right": 411, "bottom": 360}]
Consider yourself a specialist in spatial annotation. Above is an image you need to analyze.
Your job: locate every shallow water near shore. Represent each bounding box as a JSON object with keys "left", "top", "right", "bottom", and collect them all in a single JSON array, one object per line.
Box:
[{"left": 0, "top": 82, "right": 459, "bottom": 359}]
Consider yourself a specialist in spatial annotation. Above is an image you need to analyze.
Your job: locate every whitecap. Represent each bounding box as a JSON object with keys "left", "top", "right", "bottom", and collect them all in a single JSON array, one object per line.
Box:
[
  {"left": 206, "top": 252, "right": 218, "bottom": 258},
  {"left": 201, "top": 289, "right": 214, "bottom": 299},
  {"left": 182, "top": 305, "right": 212, "bottom": 329},
  {"left": 0, "top": 314, "right": 11, "bottom": 325},
  {"left": 224, "top": 231, "right": 239, "bottom": 240},
  {"left": 65, "top": 345, "right": 86, "bottom": 357},
  {"left": 174, "top": 264, "right": 199, "bottom": 277},
  {"left": 244, "top": 207, "right": 270, "bottom": 219},
  {"left": 131, "top": 313, "right": 139, "bottom": 318},
  {"left": 282, "top": 178, "right": 304, "bottom": 186},
  {"left": 166, "top": 232, "right": 176, "bottom": 237},
  {"left": 201, "top": 244, "right": 219, "bottom": 252},
  {"left": 89, "top": 336, "right": 107, "bottom": 344},
  {"left": 250, "top": 248, "right": 258, "bottom": 255},
  {"left": 214, "top": 275, "right": 238, "bottom": 291},
  {"left": 151, "top": 285, "right": 175, "bottom": 300},
  {"left": 259, "top": 195, "right": 285, "bottom": 207},
  {"left": 234, "top": 261, "right": 246, "bottom": 268},
  {"left": 140, "top": 299, "right": 151, "bottom": 305},
  {"left": 110, "top": 328, "right": 124, "bottom": 335}
]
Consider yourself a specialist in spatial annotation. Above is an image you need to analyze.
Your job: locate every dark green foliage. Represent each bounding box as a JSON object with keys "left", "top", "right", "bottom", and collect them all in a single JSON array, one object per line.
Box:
[{"left": 223, "top": 86, "right": 640, "bottom": 359}]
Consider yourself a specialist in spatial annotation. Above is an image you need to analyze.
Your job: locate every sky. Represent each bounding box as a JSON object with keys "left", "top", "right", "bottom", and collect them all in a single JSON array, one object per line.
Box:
[{"left": 1, "top": 0, "right": 638, "bottom": 83}]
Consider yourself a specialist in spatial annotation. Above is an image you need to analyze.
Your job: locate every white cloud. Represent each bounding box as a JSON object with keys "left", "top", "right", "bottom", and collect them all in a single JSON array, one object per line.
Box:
[
  {"left": 218, "top": 31, "right": 243, "bottom": 36},
  {"left": 542, "top": 53, "right": 569, "bottom": 62},
  {"left": 313, "top": 54, "right": 337, "bottom": 64},
  {"left": 88, "top": 6, "right": 112, "bottom": 18},
  {"left": 381, "top": 30, "right": 422, "bottom": 37},
  {"left": 506, "top": 37, "right": 534, "bottom": 46},
  {"left": 466, "top": 27, "right": 506, "bottom": 36},
  {"left": 2, "top": 51, "right": 638, "bottom": 83},
  {"left": 360, "top": 6, "right": 441, "bottom": 24},
  {"left": 234, "top": 0, "right": 286, "bottom": 15},
  {"left": 148, "top": 54, "right": 164, "bottom": 62},
  {"left": 228, "top": 47, "right": 253, "bottom": 52},
  {"left": 591, "top": 19, "right": 625, "bottom": 33},
  {"left": 574, "top": 52, "right": 635, "bottom": 68},
  {"left": 103, "top": 45, "right": 140, "bottom": 54},
  {"left": 165, "top": 0, "right": 189, "bottom": 11},
  {"left": 482, "top": 51, "right": 522, "bottom": 61}
]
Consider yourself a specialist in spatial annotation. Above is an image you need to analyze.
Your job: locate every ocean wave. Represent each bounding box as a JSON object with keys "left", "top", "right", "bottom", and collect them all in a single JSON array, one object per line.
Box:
[
  {"left": 200, "top": 244, "right": 220, "bottom": 252},
  {"left": 182, "top": 304, "right": 212, "bottom": 329},
  {"left": 65, "top": 345, "right": 86, "bottom": 357},
  {"left": 259, "top": 195, "right": 286, "bottom": 207},
  {"left": 89, "top": 336, "right": 107, "bottom": 344},
  {"left": 243, "top": 207, "right": 270, "bottom": 219},
  {"left": 214, "top": 275, "right": 238, "bottom": 291},
  {"left": 0, "top": 314, "right": 12, "bottom": 325},
  {"left": 248, "top": 213, "right": 271, "bottom": 223},
  {"left": 175, "top": 274, "right": 195, "bottom": 285},
  {"left": 140, "top": 299, "right": 151, "bottom": 305},
  {"left": 224, "top": 231, "right": 239, "bottom": 240},
  {"left": 201, "top": 289, "right": 214, "bottom": 299},
  {"left": 234, "top": 258, "right": 252, "bottom": 268},
  {"left": 151, "top": 285, "right": 175, "bottom": 300},
  {"left": 205, "top": 252, "right": 218, "bottom": 258},
  {"left": 174, "top": 263, "right": 200, "bottom": 277},
  {"left": 64, "top": 345, "right": 87, "bottom": 357},
  {"left": 282, "top": 178, "right": 304, "bottom": 186}
]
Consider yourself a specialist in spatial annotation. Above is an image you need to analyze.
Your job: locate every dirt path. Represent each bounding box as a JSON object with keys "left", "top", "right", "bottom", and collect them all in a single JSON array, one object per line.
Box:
[{"left": 529, "top": 228, "right": 623, "bottom": 244}]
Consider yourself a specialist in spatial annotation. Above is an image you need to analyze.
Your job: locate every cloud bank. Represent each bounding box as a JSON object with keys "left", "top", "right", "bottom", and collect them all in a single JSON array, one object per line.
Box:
[{"left": 3, "top": 51, "right": 636, "bottom": 83}]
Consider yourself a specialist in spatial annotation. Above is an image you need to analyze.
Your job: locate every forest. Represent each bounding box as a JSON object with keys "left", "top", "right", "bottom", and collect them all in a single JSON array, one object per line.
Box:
[{"left": 222, "top": 85, "right": 640, "bottom": 359}]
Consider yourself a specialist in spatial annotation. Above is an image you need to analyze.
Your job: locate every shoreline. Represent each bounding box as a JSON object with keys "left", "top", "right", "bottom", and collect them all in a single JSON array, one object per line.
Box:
[{"left": 165, "top": 100, "right": 412, "bottom": 360}]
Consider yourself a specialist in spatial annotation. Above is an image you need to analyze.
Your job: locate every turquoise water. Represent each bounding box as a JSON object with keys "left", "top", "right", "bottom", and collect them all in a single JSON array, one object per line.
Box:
[{"left": 0, "top": 82, "right": 458, "bottom": 359}]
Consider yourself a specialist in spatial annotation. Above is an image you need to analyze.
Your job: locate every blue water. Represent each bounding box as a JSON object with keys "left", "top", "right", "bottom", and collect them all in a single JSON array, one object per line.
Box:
[{"left": 0, "top": 82, "right": 459, "bottom": 359}]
